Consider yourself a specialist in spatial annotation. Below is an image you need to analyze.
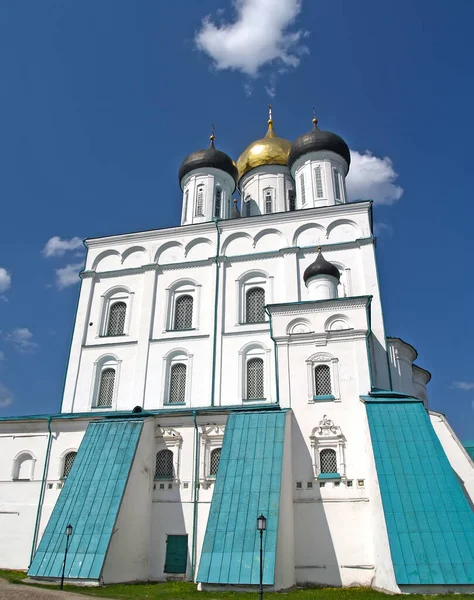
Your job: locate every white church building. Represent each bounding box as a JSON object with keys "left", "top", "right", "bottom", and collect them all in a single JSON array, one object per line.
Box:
[{"left": 1, "top": 109, "right": 474, "bottom": 593}]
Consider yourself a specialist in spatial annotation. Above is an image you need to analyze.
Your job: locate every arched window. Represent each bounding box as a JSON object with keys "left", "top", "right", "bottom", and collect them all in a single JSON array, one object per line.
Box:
[
  {"left": 62, "top": 452, "right": 77, "bottom": 479},
  {"left": 183, "top": 190, "right": 189, "bottom": 222},
  {"left": 155, "top": 449, "right": 174, "bottom": 479},
  {"left": 210, "top": 447, "right": 221, "bottom": 476},
  {"left": 97, "top": 368, "right": 115, "bottom": 407},
  {"left": 246, "top": 357, "right": 264, "bottom": 400},
  {"left": 13, "top": 452, "right": 35, "bottom": 481},
  {"left": 245, "top": 287, "right": 265, "bottom": 323},
  {"left": 315, "top": 365, "right": 332, "bottom": 396},
  {"left": 196, "top": 185, "right": 204, "bottom": 216},
  {"left": 300, "top": 174, "right": 306, "bottom": 204},
  {"left": 288, "top": 189, "right": 296, "bottom": 211},
  {"left": 174, "top": 295, "right": 193, "bottom": 330},
  {"left": 314, "top": 166, "right": 324, "bottom": 198},
  {"left": 215, "top": 188, "right": 222, "bottom": 218},
  {"left": 319, "top": 448, "right": 338, "bottom": 474},
  {"left": 106, "top": 301, "right": 126, "bottom": 336},
  {"left": 264, "top": 189, "right": 273, "bottom": 214},
  {"left": 333, "top": 170, "right": 341, "bottom": 200},
  {"left": 169, "top": 363, "right": 186, "bottom": 404}
]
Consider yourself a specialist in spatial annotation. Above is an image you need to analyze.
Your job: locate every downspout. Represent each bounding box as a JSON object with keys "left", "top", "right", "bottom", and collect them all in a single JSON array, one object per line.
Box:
[
  {"left": 265, "top": 307, "right": 280, "bottom": 406},
  {"left": 191, "top": 410, "right": 200, "bottom": 581},
  {"left": 210, "top": 219, "right": 221, "bottom": 407},
  {"left": 30, "top": 416, "right": 53, "bottom": 565},
  {"left": 365, "top": 298, "right": 375, "bottom": 390},
  {"left": 385, "top": 341, "right": 394, "bottom": 391}
]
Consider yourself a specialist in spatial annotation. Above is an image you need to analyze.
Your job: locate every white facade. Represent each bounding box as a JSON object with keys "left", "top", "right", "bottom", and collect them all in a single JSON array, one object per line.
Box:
[{"left": 1, "top": 117, "right": 473, "bottom": 594}]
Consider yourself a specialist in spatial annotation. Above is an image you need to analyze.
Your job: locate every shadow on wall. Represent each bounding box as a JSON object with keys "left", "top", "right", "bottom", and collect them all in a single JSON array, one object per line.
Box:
[
  {"left": 291, "top": 415, "right": 342, "bottom": 587},
  {"left": 371, "top": 334, "right": 391, "bottom": 391}
]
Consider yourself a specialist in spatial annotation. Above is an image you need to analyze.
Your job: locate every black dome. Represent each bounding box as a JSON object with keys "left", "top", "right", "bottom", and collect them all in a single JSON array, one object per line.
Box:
[
  {"left": 303, "top": 249, "right": 341, "bottom": 284},
  {"left": 288, "top": 121, "right": 351, "bottom": 170},
  {"left": 179, "top": 139, "right": 238, "bottom": 190}
]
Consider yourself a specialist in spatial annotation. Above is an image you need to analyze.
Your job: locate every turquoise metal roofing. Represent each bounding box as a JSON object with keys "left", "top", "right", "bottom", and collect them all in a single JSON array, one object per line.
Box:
[
  {"left": 197, "top": 411, "right": 286, "bottom": 585},
  {"left": 463, "top": 442, "right": 474, "bottom": 462},
  {"left": 28, "top": 419, "right": 143, "bottom": 581},
  {"left": 367, "top": 400, "right": 474, "bottom": 585}
]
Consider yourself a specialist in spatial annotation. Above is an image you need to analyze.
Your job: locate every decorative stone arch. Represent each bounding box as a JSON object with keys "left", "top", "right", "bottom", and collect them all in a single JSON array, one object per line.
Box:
[
  {"left": 121, "top": 245, "right": 150, "bottom": 268},
  {"left": 92, "top": 249, "right": 121, "bottom": 272},
  {"left": 235, "top": 268, "right": 273, "bottom": 325},
  {"left": 306, "top": 351, "right": 340, "bottom": 402},
  {"left": 238, "top": 341, "right": 272, "bottom": 403},
  {"left": 100, "top": 285, "right": 134, "bottom": 336},
  {"left": 326, "top": 218, "right": 361, "bottom": 242},
  {"left": 12, "top": 450, "right": 37, "bottom": 481},
  {"left": 253, "top": 227, "right": 288, "bottom": 251},
  {"left": 221, "top": 231, "right": 253, "bottom": 256},
  {"left": 287, "top": 317, "right": 313, "bottom": 335},
  {"left": 184, "top": 237, "right": 213, "bottom": 259},
  {"left": 90, "top": 353, "right": 121, "bottom": 409},
  {"left": 162, "top": 348, "right": 193, "bottom": 407},
  {"left": 310, "top": 415, "right": 346, "bottom": 479},
  {"left": 292, "top": 222, "right": 326, "bottom": 247},
  {"left": 154, "top": 240, "right": 185, "bottom": 264},
  {"left": 164, "top": 278, "right": 201, "bottom": 331},
  {"left": 324, "top": 314, "right": 353, "bottom": 332}
]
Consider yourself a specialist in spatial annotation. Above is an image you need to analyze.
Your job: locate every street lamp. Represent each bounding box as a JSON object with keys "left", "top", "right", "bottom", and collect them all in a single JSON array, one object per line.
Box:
[
  {"left": 60, "top": 524, "right": 73, "bottom": 590},
  {"left": 257, "top": 514, "right": 266, "bottom": 600}
]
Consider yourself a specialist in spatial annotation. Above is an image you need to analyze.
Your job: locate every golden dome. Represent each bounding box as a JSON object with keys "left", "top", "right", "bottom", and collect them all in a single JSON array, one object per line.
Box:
[{"left": 236, "top": 118, "right": 291, "bottom": 182}]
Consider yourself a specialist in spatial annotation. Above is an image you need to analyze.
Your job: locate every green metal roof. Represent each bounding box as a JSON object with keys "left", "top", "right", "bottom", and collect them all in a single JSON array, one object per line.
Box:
[
  {"left": 28, "top": 419, "right": 143, "bottom": 581},
  {"left": 197, "top": 411, "right": 286, "bottom": 585},
  {"left": 367, "top": 400, "right": 474, "bottom": 585},
  {"left": 463, "top": 441, "right": 474, "bottom": 462}
]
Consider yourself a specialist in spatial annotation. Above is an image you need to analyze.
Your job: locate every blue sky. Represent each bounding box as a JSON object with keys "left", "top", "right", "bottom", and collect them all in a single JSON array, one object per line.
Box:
[{"left": 1, "top": 0, "right": 473, "bottom": 439}]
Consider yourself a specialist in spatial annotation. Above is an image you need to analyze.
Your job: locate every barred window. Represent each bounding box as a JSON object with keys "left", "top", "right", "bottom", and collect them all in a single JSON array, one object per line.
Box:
[
  {"left": 155, "top": 449, "right": 174, "bottom": 479},
  {"left": 333, "top": 170, "right": 341, "bottom": 200},
  {"left": 210, "top": 447, "right": 221, "bottom": 476},
  {"left": 169, "top": 363, "right": 186, "bottom": 404},
  {"left": 315, "top": 166, "right": 324, "bottom": 198},
  {"left": 62, "top": 452, "right": 77, "bottom": 478},
  {"left": 315, "top": 365, "right": 332, "bottom": 396},
  {"left": 183, "top": 190, "right": 189, "bottom": 222},
  {"left": 264, "top": 190, "right": 272, "bottom": 214},
  {"left": 196, "top": 185, "right": 204, "bottom": 216},
  {"left": 300, "top": 174, "right": 306, "bottom": 204},
  {"left": 320, "top": 448, "right": 338, "bottom": 473},
  {"left": 215, "top": 188, "right": 222, "bottom": 218},
  {"left": 245, "top": 287, "right": 265, "bottom": 323},
  {"left": 288, "top": 189, "right": 296, "bottom": 211},
  {"left": 174, "top": 295, "right": 193, "bottom": 330},
  {"left": 106, "top": 302, "right": 126, "bottom": 336},
  {"left": 97, "top": 368, "right": 115, "bottom": 407},
  {"left": 246, "top": 357, "right": 264, "bottom": 400}
]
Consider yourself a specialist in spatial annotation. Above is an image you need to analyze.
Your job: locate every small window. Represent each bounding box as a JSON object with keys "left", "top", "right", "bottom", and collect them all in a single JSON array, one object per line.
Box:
[
  {"left": 320, "top": 448, "right": 338, "bottom": 474},
  {"left": 246, "top": 357, "right": 264, "bottom": 400},
  {"left": 155, "top": 449, "right": 174, "bottom": 479},
  {"left": 300, "top": 174, "right": 306, "bottom": 204},
  {"left": 62, "top": 452, "right": 77, "bottom": 479},
  {"left": 183, "top": 190, "right": 189, "bottom": 222},
  {"left": 106, "top": 301, "right": 126, "bottom": 336},
  {"left": 210, "top": 447, "right": 221, "bottom": 476},
  {"left": 245, "top": 287, "right": 265, "bottom": 323},
  {"left": 97, "top": 368, "right": 115, "bottom": 407},
  {"left": 169, "top": 363, "right": 186, "bottom": 404},
  {"left": 315, "top": 166, "right": 324, "bottom": 198},
  {"left": 315, "top": 364, "right": 332, "bottom": 396},
  {"left": 13, "top": 453, "right": 34, "bottom": 481},
  {"left": 215, "top": 188, "right": 222, "bottom": 218},
  {"left": 264, "top": 190, "right": 273, "bottom": 214},
  {"left": 196, "top": 185, "right": 204, "bottom": 216},
  {"left": 333, "top": 170, "right": 341, "bottom": 200},
  {"left": 174, "top": 295, "right": 193, "bottom": 330},
  {"left": 288, "top": 189, "right": 296, "bottom": 211}
]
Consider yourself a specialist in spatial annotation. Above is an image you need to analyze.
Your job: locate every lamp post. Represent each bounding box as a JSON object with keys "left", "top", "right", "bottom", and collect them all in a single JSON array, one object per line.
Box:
[
  {"left": 60, "top": 524, "right": 73, "bottom": 590},
  {"left": 257, "top": 514, "right": 266, "bottom": 600}
]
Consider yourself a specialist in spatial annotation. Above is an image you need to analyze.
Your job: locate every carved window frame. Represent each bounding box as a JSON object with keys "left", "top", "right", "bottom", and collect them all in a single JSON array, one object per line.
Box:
[
  {"left": 199, "top": 424, "right": 225, "bottom": 487},
  {"left": 155, "top": 427, "right": 183, "bottom": 483},
  {"left": 310, "top": 415, "right": 346, "bottom": 479},
  {"left": 306, "top": 352, "right": 340, "bottom": 402}
]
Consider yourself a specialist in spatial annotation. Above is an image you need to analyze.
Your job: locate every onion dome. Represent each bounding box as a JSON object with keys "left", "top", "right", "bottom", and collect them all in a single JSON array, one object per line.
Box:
[
  {"left": 179, "top": 134, "right": 238, "bottom": 191},
  {"left": 288, "top": 115, "right": 351, "bottom": 171},
  {"left": 236, "top": 106, "right": 291, "bottom": 183},
  {"left": 303, "top": 248, "right": 341, "bottom": 284}
]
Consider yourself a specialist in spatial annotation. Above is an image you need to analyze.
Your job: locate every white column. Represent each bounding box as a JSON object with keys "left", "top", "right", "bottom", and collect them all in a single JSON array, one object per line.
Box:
[{"left": 134, "top": 266, "right": 157, "bottom": 409}]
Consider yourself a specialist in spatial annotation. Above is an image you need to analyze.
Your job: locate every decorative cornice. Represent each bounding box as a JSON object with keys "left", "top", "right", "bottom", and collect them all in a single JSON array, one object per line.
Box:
[{"left": 267, "top": 296, "right": 371, "bottom": 317}]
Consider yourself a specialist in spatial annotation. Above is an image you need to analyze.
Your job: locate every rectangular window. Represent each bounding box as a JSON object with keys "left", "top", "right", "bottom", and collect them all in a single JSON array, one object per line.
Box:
[
  {"left": 288, "top": 189, "right": 296, "bottom": 211},
  {"left": 215, "top": 188, "right": 222, "bottom": 218},
  {"left": 264, "top": 190, "right": 272, "bottom": 214},
  {"left": 333, "top": 170, "right": 341, "bottom": 200},
  {"left": 183, "top": 190, "right": 189, "bottom": 222},
  {"left": 314, "top": 166, "right": 324, "bottom": 198},
  {"left": 164, "top": 534, "right": 188, "bottom": 574},
  {"left": 196, "top": 186, "right": 204, "bottom": 216},
  {"left": 300, "top": 174, "right": 306, "bottom": 204}
]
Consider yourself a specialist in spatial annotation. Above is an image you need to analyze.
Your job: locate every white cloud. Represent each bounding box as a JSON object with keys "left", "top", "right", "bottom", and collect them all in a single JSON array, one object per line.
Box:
[
  {"left": 4, "top": 328, "right": 38, "bottom": 353},
  {"left": 195, "top": 0, "right": 308, "bottom": 78},
  {"left": 452, "top": 381, "right": 474, "bottom": 392},
  {"left": 0, "top": 268, "right": 11, "bottom": 293},
  {"left": 0, "top": 383, "right": 13, "bottom": 408},
  {"left": 374, "top": 222, "right": 393, "bottom": 236},
  {"left": 56, "top": 263, "right": 83, "bottom": 290},
  {"left": 346, "top": 150, "right": 404, "bottom": 205},
  {"left": 43, "top": 236, "right": 83, "bottom": 258}
]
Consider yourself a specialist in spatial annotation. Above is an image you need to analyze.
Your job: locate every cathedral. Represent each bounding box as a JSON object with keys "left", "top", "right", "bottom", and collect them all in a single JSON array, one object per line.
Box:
[{"left": 1, "top": 108, "right": 474, "bottom": 593}]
